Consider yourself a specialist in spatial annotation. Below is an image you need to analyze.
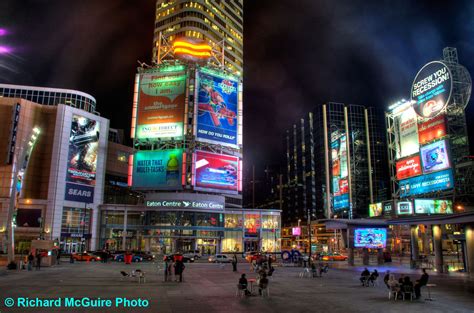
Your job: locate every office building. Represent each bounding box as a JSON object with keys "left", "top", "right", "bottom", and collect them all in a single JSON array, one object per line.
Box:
[
  {"left": 153, "top": 0, "right": 243, "bottom": 75},
  {"left": 284, "top": 103, "right": 388, "bottom": 225}
]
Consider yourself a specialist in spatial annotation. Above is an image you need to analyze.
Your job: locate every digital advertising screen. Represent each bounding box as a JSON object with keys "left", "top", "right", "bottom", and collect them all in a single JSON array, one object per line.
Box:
[
  {"left": 399, "top": 169, "right": 453, "bottom": 197},
  {"left": 292, "top": 227, "right": 301, "bottom": 236},
  {"left": 136, "top": 71, "right": 186, "bottom": 139},
  {"left": 331, "top": 132, "right": 349, "bottom": 210},
  {"left": 418, "top": 114, "right": 447, "bottom": 145},
  {"left": 354, "top": 228, "right": 387, "bottom": 249},
  {"left": 369, "top": 203, "right": 382, "bottom": 217},
  {"left": 196, "top": 70, "right": 238, "bottom": 147},
  {"left": 194, "top": 151, "right": 239, "bottom": 193},
  {"left": 132, "top": 149, "right": 183, "bottom": 190},
  {"left": 414, "top": 199, "right": 453, "bottom": 214},
  {"left": 397, "top": 201, "right": 413, "bottom": 215},
  {"left": 396, "top": 155, "right": 421, "bottom": 180},
  {"left": 394, "top": 106, "right": 419, "bottom": 159},
  {"left": 65, "top": 114, "right": 100, "bottom": 203},
  {"left": 382, "top": 201, "right": 393, "bottom": 217},
  {"left": 420, "top": 139, "right": 450, "bottom": 174},
  {"left": 411, "top": 61, "right": 452, "bottom": 119}
]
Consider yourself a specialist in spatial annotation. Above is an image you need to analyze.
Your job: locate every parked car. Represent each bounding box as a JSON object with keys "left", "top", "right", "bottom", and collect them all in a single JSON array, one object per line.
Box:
[
  {"left": 114, "top": 254, "right": 143, "bottom": 262},
  {"left": 321, "top": 252, "right": 348, "bottom": 261},
  {"left": 163, "top": 254, "right": 195, "bottom": 263},
  {"left": 208, "top": 254, "right": 231, "bottom": 263},
  {"left": 184, "top": 250, "right": 201, "bottom": 259},
  {"left": 91, "top": 251, "right": 114, "bottom": 261},
  {"left": 133, "top": 251, "right": 155, "bottom": 261},
  {"left": 72, "top": 252, "right": 101, "bottom": 262}
]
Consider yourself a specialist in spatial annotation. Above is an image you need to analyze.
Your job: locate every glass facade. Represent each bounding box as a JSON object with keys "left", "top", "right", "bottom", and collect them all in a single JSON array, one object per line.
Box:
[
  {"left": 0, "top": 84, "right": 97, "bottom": 113},
  {"left": 99, "top": 207, "right": 280, "bottom": 254}
]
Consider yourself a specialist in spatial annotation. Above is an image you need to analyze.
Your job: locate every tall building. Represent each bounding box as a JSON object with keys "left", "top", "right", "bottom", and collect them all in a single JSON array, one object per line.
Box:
[
  {"left": 284, "top": 103, "right": 388, "bottom": 225},
  {"left": 153, "top": 0, "right": 243, "bottom": 75},
  {"left": 0, "top": 86, "right": 109, "bottom": 254}
]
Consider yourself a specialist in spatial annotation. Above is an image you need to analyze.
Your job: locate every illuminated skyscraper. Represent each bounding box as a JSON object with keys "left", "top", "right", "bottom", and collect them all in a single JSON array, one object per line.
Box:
[{"left": 153, "top": 0, "right": 243, "bottom": 75}]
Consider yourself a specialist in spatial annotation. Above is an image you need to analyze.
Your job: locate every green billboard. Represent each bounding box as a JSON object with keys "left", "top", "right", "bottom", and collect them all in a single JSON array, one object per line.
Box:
[{"left": 132, "top": 149, "right": 183, "bottom": 190}]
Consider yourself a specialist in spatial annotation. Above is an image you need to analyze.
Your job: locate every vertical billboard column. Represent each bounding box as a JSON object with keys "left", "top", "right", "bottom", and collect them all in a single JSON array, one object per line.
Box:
[
  {"left": 195, "top": 69, "right": 239, "bottom": 147},
  {"left": 64, "top": 115, "right": 100, "bottom": 203},
  {"left": 330, "top": 129, "right": 349, "bottom": 214},
  {"left": 135, "top": 70, "right": 187, "bottom": 140}
]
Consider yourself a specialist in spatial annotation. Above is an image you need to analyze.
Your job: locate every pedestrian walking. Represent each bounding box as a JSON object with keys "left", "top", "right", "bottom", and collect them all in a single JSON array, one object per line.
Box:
[
  {"left": 27, "top": 252, "right": 34, "bottom": 271},
  {"left": 56, "top": 249, "right": 61, "bottom": 265},
  {"left": 232, "top": 254, "right": 238, "bottom": 272},
  {"left": 174, "top": 253, "right": 185, "bottom": 282},
  {"left": 36, "top": 251, "right": 42, "bottom": 270}
]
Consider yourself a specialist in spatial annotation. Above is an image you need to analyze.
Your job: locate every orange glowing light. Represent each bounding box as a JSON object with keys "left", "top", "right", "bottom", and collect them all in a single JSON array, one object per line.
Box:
[{"left": 172, "top": 40, "right": 212, "bottom": 58}]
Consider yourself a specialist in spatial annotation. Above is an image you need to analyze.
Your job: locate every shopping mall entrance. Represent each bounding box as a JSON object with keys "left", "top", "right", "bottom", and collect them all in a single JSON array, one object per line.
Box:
[
  {"left": 197, "top": 239, "right": 218, "bottom": 255},
  {"left": 175, "top": 239, "right": 194, "bottom": 253},
  {"left": 244, "top": 240, "right": 259, "bottom": 252}
]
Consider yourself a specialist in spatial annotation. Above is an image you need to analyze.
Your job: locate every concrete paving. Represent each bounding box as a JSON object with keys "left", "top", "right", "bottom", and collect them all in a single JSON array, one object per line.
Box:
[{"left": 0, "top": 260, "right": 473, "bottom": 313}]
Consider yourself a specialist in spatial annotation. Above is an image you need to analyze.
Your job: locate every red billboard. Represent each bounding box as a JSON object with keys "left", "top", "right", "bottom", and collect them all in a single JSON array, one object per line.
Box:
[
  {"left": 396, "top": 156, "right": 421, "bottom": 180},
  {"left": 193, "top": 151, "right": 240, "bottom": 193},
  {"left": 418, "top": 114, "right": 446, "bottom": 145}
]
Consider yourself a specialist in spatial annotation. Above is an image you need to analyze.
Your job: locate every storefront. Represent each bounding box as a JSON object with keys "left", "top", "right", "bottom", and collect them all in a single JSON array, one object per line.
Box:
[{"left": 98, "top": 202, "right": 281, "bottom": 254}]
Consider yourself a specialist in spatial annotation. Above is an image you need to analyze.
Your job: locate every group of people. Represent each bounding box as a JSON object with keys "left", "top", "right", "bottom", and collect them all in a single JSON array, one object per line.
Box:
[
  {"left": 238, "top": 272, "right": 269, "bottom": 296},
  {"left": 26, "top": 251, "right": 43, "bottom": 270},
  {"left": 359, "top": 268, "right": 379, "bottom": 286},
  {"left": 383, "top": 269, "right": 429, "bottom": 299},
  {"left": 311, "top": 262, "right": 329, "bottom": 277},
  {"left": 163, "top": 253, "right": 186, "bottom": 282}
]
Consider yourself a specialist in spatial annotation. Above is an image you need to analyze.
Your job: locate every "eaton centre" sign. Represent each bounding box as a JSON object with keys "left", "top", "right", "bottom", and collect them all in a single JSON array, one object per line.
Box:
[{"left": 146, "top": 199, "right": 224, "bottom": 210}]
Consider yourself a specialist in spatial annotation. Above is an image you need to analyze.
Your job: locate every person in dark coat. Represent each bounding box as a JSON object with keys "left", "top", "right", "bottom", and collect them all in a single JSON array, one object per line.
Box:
[
  {"left": 238, "top": 274, "right": 251, "bottom": 296},
  {"left": 360, "top": 268, "right": 370, "bottom": 285},
  {"left": 36, "top": 251, "right": 42, "bottom": 270},
  {"left": 27, "top": 252, "right": 34, "bottom": 271},
  {"left": 414, "top": 269, "right": 429, "bottom": 299},
  {"left": 232, "top": 254, "right": 238, "bottom": 272}
]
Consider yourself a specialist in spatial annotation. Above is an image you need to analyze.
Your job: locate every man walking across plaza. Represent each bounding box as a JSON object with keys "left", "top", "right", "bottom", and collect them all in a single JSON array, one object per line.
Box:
[
  {"left": 232, "top": 254, "right": 238, "bottom": 272},
  {"left": 36, "top": 251, "right": 42, "bottom": 270},
  {"left": 27, "top": 252, "right": 34, "bottom": 271}
]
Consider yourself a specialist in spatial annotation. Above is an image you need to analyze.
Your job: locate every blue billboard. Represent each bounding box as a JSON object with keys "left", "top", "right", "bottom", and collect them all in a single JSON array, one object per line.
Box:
[
  {"left": 197, "top": 70, "right": 238, "bottom": 146},
  {"left": 65, "top": 183, "right": 94, "bottom": 203},
  {"left": 132, "top": 149, "right": 183, "bottom": 190},
  {"left": 333, "top": 193, "right": 349, "bottom": 210},
  {"left": 399, "top": 169, "right": 453, "bottom": 197},
  {"left": 420, "top": 139, "right": 450, "bottom": 174}
]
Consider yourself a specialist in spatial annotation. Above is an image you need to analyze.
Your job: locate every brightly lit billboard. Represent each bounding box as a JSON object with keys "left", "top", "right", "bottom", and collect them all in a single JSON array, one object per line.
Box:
[
  {"left": 396, "top": 155, "right": 422, "bottom": 180},
  {"left": 132, "top": 149, "right": 183, "bottom": 190},
  {"left": 414, "top": 199, "right": 453, "bottom": 214},
  {"left": 193, "top": 151, "right": 239, "bottom": 193},
  {"left": 331, "top": 131, "right": 349, "bottom": 210},
  {"left": 420, "top": 139, "right": 450, "bottom": 174},
  {"left": 394, "top": 106, "right": 419, "bottom": 159},
  {"left": 397, "top": 201, "right": 413, "bottom": 215},
  {"left": 354, "top": 228, "right": 387, "bottom": 249},
  {"left": 418, "top": 114, "right": 447, "bottom": 145},
  {"left": 196, "top": 69, "right": 238, "bottom": 147},
  {"left": 399, "top": 169, "right": 454, "bottom": 197},
  {"left": 411, "top": 61, "right": 452, "bottom": 119},
  {"left": 369, "top": 203, "right": 382, "bottom": 217},
  {"left": 135, "top": 71, "right": 186, "bottom": 139},
  {"left": 65, "top": 115, "right": 100, "bottom": 203}
]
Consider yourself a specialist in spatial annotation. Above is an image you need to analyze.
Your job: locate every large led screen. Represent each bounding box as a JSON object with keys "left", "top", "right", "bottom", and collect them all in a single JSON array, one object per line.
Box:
[
  {"left": 420, "top": 139, "right": 450, "bottom": 174},
  {"left": 194, "top": 151, "right": 239, "bottom": 193},
  {"left": 132, "top": 149, "right": 183, "bottom": 190},
  {"left": 399, "top": 169, "right": 453, "bottom": 197},
  {"left": 418, "top": 114, "right": 447, "bottom": 145},
  {"left": 136, "top": 72, "right": 186, "bottom": 139},
  {"left": 196, "top": 70, "right": 238, "bottom": 146},
  {"left": 354, "top": 228, "right": 387, "bottom": 249},
  {"left": 394, "top": 107, "right": 419, "bottom": 159},
  {"left": 331, "top": 132, "right": 349, "bottom": 210},
  {"left": 414, "top": 199, "right": 453, "bottom": 214},
  {"left": 369, "top": 203, "right": 382, "bottom": 217},
  {"left": 396, "top": 156, "right": 421, "bottom": 180},
  {"left": 397, "top": 201, "right": 413, "bottom": 215},
  {"left": 65, "top": 115, "right": 100, "bottom": 203}
]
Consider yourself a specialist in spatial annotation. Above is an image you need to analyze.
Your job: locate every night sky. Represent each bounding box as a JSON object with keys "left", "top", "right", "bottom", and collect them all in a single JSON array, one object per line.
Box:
[{"left": 1, "top": 0, "right": 474, "bottom": 182}]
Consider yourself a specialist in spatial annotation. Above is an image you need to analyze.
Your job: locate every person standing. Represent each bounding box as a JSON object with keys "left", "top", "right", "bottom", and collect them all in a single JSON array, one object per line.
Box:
[
  {"left": 56, "top": 249, "right": 61, "bottom": 265},
  {"left": 232, "top": 254, "right": 238, "bottom": 272},
  {"left": 164, "top": 257, "right": 171, "bottom": 282},
  {"left": 174, "top": 253, "right": 185, "bottom": 282},
  {"left": 27, "top": 252, "right": 34, "bottom": 271},
  {"left": 36, "top": 251, "right": 42, "bottom": 270}
]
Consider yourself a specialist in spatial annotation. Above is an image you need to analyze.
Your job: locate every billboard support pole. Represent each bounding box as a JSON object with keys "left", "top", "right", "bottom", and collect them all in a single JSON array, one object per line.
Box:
[{"left": 364, "top": 109, "right": 374, "bottom": 204}]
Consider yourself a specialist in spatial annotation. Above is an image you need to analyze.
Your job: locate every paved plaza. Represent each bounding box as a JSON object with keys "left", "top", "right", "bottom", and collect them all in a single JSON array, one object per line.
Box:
[{"left": 1, "top": 260, "right": 474, "bottom": 313}]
